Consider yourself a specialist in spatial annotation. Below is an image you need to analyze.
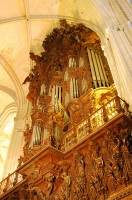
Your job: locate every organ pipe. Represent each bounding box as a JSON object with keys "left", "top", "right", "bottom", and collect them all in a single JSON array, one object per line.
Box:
[
  {"left": 95, "top": 53, "right": 106, "bottom": 87},
  {"left": 69, "top": 57, "right": 77, "bottom": 68},
  {"left": 70, "top": 78, "right": 73, "bottom": 99},
  {"left": 40, "top": 84, "right": 43, "bottom": 95},
  {"left": 30, "top": 125, "right": 41, "bottom": 147},
  {"left": 98, "top": 55, "right": 109, "bottom": 87},
  {"left": 82, "top": 78, "right": 88, "bottom": 94},
  {"left": 70, "top": 78, "right": 79, "bottom": 99},
  {"left": 79, "top": 57, "right": 84, "bottom": 68},
  {"left": 82, "top": 78, "right": 84, "bottom": 94},
  {"left": 87, "top": 48, "right": 97, "bottom": 88},
  {"left": 91, "top": 50, "right": 101, "bottom": 87},
  {"left": 52, "top": 85, "right": 62, "bottom": 111},
  {"left": 56, "top": 85, "right": 57, "bottom": 98},
  {"left": 36, "top": 125, "right": 40, "bottom": 145},
  {"left": 43, "top": 128, "right": 48, "bottom": 143},
  {"left": 59, "top": 87, "right": 61, "bottom": 102},
  {"left": 49, "top": 86, "right": 51, "bottom": 96},
  {"left": 71, "top": 58, "right": 74, "bottom": 67},
  {"left": 74, "top": 59, "right": 76, "bottom": 68},
  {"left": 64, "top": 70, "right": 68, "bottom": 81},
  {"left": 73, "top": 78, "right": 76, "bottom": 98},
  {"left": 30, "top": 126, "right": 35, "bottom": 147},
  {"left": 52, "top": 85, "right": 55, "bottom": 110},
  {"left": 65, "top": 92, "right": 70, "bottom": 107},
  {"left": 69, "top": 58, "right": 72, "bottom": 68},
  {"left": 76, "top": 79, "right": 79, "bottom": 98},
  {"left": 40, "top": 84, "right": 46, "bottom": 95},
  {"left": 54, "top": 126, "right": 57, "bottom": 138}
]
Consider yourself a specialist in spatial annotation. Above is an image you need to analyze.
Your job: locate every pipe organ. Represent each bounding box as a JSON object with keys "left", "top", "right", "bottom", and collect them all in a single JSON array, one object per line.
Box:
[
  {"left": 23, "top": 19, "right": 114, "bottom": 157},
  {"left": 1, "top": 19, "right": 132, "bottom": 200}
]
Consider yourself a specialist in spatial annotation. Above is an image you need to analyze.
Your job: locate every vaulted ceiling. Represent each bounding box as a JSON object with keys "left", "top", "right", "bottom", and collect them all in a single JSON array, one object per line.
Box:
[
  {"left": 0, "top": 0, "right": 106, "bottom": 178},
  {"left": 0, "top": 0, "right": 106, "bottom": 126}
]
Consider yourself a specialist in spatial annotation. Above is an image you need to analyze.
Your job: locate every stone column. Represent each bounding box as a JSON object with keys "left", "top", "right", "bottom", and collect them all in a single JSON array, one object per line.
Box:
[
  {"left": 2, "top": 101, "right": 29, "bottom": 179},
  {"left": 108, "top": 27, "right": 132, "bottom": 111},
  {"left": 93, "top": 0, "right": 132, "bottom": 111}
]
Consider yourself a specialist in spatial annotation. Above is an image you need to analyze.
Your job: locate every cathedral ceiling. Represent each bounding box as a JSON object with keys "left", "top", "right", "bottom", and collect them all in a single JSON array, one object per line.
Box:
[{"left": 0, "top": 0, "right": 106, "bottom": 178}]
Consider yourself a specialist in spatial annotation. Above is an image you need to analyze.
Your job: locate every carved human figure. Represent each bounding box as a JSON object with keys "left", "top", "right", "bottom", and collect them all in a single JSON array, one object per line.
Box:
[
  {"left": 92, "top": 145, "right": 104, "bottom": 187},
  {"left": 112, "top": 162, "right": 122, "bottom": 181},
  {"left": 23, "top": 124, "right": 32, "bottom": 153},
  {"left": 61, "top": 172, "right": 71, "bottom": 186},
  {"left": 122, "top": 139, "right": 132, "bottom": 184},
  {"left": 37, "top": 189, "right": 46, "bottom": 200},
  {"left": 44, "top": 173, "right": 55, "bottom": 197},
  {"left": 101, "top": 139, "right": 111, "bottom": 166},
  {"left": 105, "top": 162, "right": 116, "bottom": 193},
  {"left": 111, "top": 136, "right": 120, "bottom": 159},
  {"left": 59, "top": 171, "right": 71, "bottom": 200},
  {"left": 110, "top": 135, "right": 124, "bottom": 178},
  {"left": 71, "top": 151, "right": 87, "bottom": 200},
  {"left": 54, "top": 194, "right": 60, "bottom": 200},
  {"left": 58, "top": 160, "right": 70, "bottom": 174},
  {"left": 27, "top": 82, "right": 38, "bottom": 105},
  {"left": 88, "top": 174, "right": 101, "bottom": 200},
  {"left": 72, "top": 151, "right": 85, "bottom": 176}
]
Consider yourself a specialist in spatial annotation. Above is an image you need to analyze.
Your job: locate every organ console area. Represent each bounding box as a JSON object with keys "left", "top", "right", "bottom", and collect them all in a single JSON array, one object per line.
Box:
[{"left": 0, "top": 19, "right": 132, "bottom": 200}]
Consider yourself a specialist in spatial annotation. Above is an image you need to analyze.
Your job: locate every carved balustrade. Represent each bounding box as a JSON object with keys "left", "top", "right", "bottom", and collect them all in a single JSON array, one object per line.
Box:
[
  {"left": 0, "top": 110, "right": 132, "bottom": 199},
  {"left": 0, "top": 96, "right": 129, "bottom": 196},
  {"left": 0, "top": 171, "right": 23, "bottom": 195},
  {"left": 62, "top": 96, "right": 131, "bottom": 151}
]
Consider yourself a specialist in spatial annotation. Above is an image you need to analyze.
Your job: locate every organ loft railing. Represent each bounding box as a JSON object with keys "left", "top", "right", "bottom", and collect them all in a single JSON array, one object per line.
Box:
[
  {"left": 62, "top": 95, "right": 131, "bottom": 151},
  {"left": 0, "top": 19, "right": 132, "bottom": 200}
]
